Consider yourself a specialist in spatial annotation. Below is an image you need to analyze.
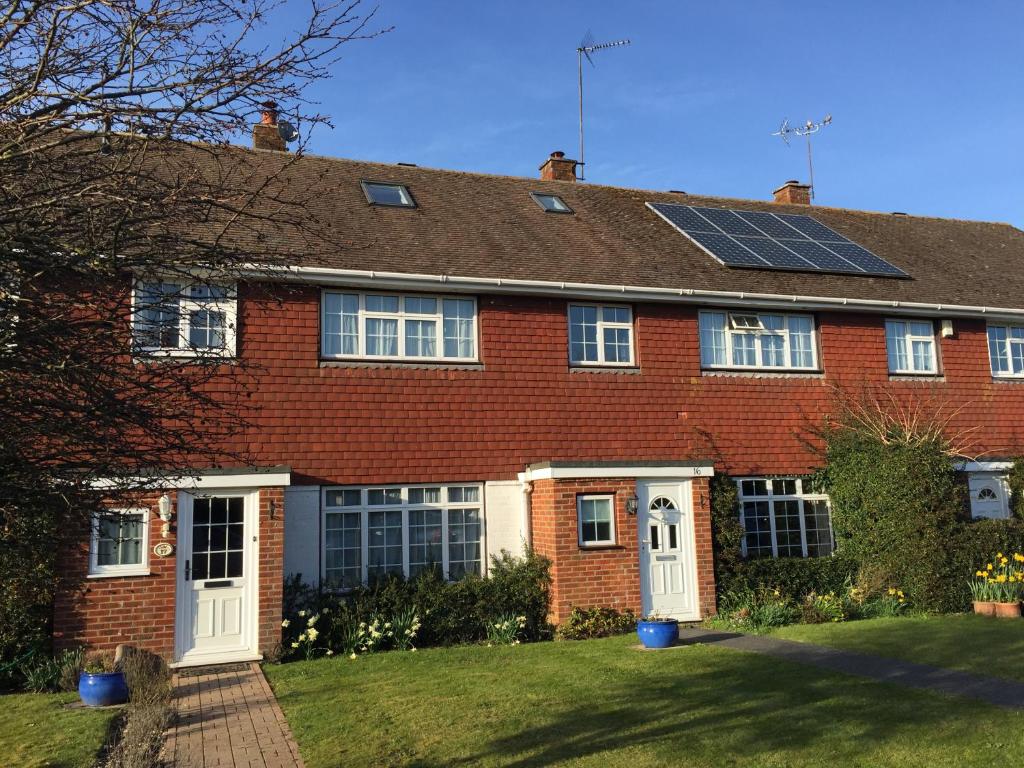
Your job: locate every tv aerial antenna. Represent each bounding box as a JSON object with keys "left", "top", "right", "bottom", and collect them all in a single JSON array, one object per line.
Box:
[
  {"left": 577, "top": 31, "right": 630, "bottom": 181},
  {"left": 772, "top": 114, "right": 832, "bottom": 199}
]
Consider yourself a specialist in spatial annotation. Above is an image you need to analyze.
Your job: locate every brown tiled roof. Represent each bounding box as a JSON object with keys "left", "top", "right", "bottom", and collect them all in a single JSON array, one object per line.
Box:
[{"left": 210, "top": 144, "right": 1024, "bottom": 311}]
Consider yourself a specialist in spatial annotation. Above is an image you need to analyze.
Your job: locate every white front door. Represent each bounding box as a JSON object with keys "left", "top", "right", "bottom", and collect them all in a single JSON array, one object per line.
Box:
[
  {"left": 969, "top": 473, "right": 1010, "bottom": 519},
  {"left": 638, "top": 480, "right": 700, "bottom": 621},
  {"left": 175, "top": 490, "right": 260, "bottom": 665}
]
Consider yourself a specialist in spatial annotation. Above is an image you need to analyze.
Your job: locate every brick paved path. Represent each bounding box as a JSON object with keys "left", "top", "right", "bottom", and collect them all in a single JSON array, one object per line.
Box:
[
  {"left": 678, "top": 627, "right": 1024, "bottom": 710},
  {"left": 162, "top": 663, "right": 304, "bottom": 768}
]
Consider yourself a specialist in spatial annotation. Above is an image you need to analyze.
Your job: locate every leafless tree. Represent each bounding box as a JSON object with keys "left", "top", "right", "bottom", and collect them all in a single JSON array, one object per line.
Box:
[{"left": 0, "top": 0, "right": 387, "bottom": 667}]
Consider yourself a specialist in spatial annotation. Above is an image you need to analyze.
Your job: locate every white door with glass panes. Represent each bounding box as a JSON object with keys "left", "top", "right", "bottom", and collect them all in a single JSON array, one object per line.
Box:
[
  {"left": 638, "top": 481, "right": 700, "bottom": 621},
  {"left": 969, "top": 474, "right": 1010, "bottom": 519},
  {"left": 175, "top": 491, "right": 259, "bottom": 665}
]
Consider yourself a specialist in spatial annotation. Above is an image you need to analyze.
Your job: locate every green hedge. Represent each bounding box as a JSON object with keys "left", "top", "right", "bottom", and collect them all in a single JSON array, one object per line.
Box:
[
  {"left": 282, "top": 548, "right": 552, "bottom": 655},
  {"left": 721, "top": 555, "right": 858, "bottom": 599}
]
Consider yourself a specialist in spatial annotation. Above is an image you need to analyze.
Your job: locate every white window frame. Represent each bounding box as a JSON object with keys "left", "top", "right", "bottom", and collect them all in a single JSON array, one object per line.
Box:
[
  {"left": 735, "top": 478, "right": 833, "bottom": 559},
  {"left": 320, "top": 483, "right": 485, "bottom": 589},
  {"left": 132, "top": 280, "right": 237, "bottom": 358},
  {"left": 987, "top": 323, "right": 1024, "bottom": 378},
  {"left": 568, "top": 303, "right": 635, "bottom": 367},
  {"left": 698, "top": 310, "right": 818, "bottom": 371},
  {"left": 320, "top": 291, "right": 479, "bottom": 363},
  {"left": 577, "top": 494, "right": 617, "bottom": 547},
  {"left": 88, "top": 508, "right": 150, "bottom": 578},
  {"left": 885, "top": 318, "right": 938, "bottom": 374}
]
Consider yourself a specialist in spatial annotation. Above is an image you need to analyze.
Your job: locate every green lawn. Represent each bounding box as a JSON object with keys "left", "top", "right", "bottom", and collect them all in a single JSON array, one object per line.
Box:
[
  {"left": 773, "top": 613, "right": 1024, "bottom": 681},
  {"left": 265, "top": 633, "right": 1024, "bottom": 768},
  {"left": 0, "top": 691, "right": 116, "bottom": 768}
]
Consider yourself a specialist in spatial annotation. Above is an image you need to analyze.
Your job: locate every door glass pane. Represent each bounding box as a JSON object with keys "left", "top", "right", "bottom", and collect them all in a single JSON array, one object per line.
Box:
[
  {"left": 650, "top": 524, "right": 660, "bottom": 551},
  {"left": 668, "top": 524, "right": 678, "bottom": 551},
  {"left": 191, "top": 496, "right": 244, "bottom": 581}
]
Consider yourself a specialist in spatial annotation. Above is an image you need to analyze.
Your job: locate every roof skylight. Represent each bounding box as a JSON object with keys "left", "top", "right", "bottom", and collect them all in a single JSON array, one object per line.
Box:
[
  {"left": 530, "top": 192, "right": 573, "bottom": 214},
  {"left": 361, "top": 181, "right": 416, "bottom": 208}
]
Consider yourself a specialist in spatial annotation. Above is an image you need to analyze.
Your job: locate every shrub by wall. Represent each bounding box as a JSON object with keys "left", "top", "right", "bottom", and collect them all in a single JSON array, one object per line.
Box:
[{"left": 727, "top": 555, "right": 857, "bottom": 599}]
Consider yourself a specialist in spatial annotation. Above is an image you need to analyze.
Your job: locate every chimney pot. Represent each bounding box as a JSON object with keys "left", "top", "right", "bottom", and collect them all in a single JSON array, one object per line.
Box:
[
  {"left": 772, "top": 180, "right": 812, "bottom": 205},
  {"left": 539, "top": 150, "right": 577, "bottom": 182},
  {"left": 260, "top": 100, "right": 279, "bottom": 125},
  {"left": 253, "top": 102, "right": 286, "bottom": 152}
]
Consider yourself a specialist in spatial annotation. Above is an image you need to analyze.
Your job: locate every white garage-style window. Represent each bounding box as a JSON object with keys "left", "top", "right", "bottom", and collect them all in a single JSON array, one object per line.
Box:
[
  {"left": 89, "top": 509, "right": 150, "bottom": 577},
  {"left": 133, "top": 281, "right": 237, "bottom": 357},
  {"left": 737, "top": 478, "right": 833, "bottom": 559},
  {"left": 321, "top": 292, "right": 477, "bottom": 362},
  {"left": 568, "top": 303, "right": 634, "bottom": 366},
  {"left": 987, "top": 324, "right": 1024, "bottom": 378},
  {"left": 577, "top": 494, "right": 616, "bottom": 546},
  {"left": 885, "top": 319, "right": 937, "bottom": 374},
  {"left": 698, "top": 310, "right": 817, "bottom": 371},
  {"left": 322, "top": 484, "right": 483, "bottom": 589}
]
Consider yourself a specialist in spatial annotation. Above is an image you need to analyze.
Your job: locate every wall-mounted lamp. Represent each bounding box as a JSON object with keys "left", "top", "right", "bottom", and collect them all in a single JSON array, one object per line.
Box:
[
  {"left": 157, "top": 493, "right": 173, "bottom": 538},
  {"left": 625, "top": 495, "right": 639, "bottom": 516},
  {"left": 940, "top": 319, "right": 954, "bottom": 339}
]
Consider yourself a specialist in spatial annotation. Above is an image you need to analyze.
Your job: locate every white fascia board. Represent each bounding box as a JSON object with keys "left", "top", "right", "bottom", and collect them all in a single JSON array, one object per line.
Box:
[
  {"left": 93, "top": 471, "right": 291, "bottom": 490},
  {"left": 241, "top": 264, "right": 1024, "bottom": 322},
  {"left": 522, "top": 465, "right": 715, "bottom": 481},
  {"left": 958, "top": 461, "right": 1014, "bottom": 473}
]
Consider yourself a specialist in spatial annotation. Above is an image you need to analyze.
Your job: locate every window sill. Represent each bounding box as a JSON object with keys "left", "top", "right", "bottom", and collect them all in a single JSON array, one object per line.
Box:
[
  {"left": 578, "top": 544, "right": 623, "bottom": 551},
  {"left": 888, "top": 373, "right": 944, "bottom": 382},
  {"left": 87, "top": 569, "right": 151, "bottom": 579},
  {"left": 992, "top": 376, "right": 1024, "bottom": 384},
  {"left": 702, "top": 368, "right": 824, "bottom": 379},
  {"left": 570, "top": 365, "right": 640, "bottom": 374},
  {"left": 319, "top": 360, "right": 484, "bottom": 371}
]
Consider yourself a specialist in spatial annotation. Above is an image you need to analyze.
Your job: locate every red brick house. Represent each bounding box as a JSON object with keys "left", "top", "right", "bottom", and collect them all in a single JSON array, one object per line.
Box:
[{"left": 54, "top": 121, "right": 1024, "bottom": 666}]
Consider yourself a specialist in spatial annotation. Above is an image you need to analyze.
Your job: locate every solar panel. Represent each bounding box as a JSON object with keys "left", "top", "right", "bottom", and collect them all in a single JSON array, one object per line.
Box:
[{"left": 647, "top": 202, "right": 908, "bottom": 278}]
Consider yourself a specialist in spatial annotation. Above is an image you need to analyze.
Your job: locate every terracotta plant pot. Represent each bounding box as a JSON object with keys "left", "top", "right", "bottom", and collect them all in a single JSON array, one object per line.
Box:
[
  {"left": 973, "top": 601, "right": 997, "bottom": 617},
  {"left": 994, "top": 601, "right": 1021, "bottom": 619}
]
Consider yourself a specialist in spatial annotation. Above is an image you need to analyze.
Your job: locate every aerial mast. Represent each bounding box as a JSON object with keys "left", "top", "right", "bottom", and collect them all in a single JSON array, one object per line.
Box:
[
  {"left": 576, "top": 32, "right": 630, "bottom": 181},
  {"left": 772, "top": 114, "right": 833, "bottom": 199}
]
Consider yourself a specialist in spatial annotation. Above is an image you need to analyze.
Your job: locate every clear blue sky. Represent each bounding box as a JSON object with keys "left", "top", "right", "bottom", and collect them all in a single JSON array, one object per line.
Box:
[{"left": 286, "top": 1, "right": 1023, "bottom": 225}]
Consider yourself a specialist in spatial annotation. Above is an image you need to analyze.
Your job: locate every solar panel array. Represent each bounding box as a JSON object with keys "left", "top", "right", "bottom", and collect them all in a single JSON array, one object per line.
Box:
[{"left": 647, "top": 202, "right": 908, "bottom": 278}]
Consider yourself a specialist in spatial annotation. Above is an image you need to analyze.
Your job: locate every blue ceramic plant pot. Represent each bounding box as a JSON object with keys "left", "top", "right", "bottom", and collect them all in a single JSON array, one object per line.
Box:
[
  {"left": 637, "top": 619, "right": 679, "bottom": 649},
  {"left": 79, "top": 671, "right": 129, "bottom": 707}
]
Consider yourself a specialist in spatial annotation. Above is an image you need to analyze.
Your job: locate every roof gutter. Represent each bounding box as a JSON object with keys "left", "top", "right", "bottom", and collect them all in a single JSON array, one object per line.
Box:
[{"left": 242, "top": 264, "right": 1024, "bottom": 321}]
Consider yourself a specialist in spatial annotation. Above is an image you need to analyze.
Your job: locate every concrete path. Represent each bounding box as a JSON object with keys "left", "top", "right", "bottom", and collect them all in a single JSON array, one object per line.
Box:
[
  {"left": 679, "top": 626, "right": 1024, "bottom": 710},
  {"left": 162, "top": 662, "right": 304, "bottom": 768}
]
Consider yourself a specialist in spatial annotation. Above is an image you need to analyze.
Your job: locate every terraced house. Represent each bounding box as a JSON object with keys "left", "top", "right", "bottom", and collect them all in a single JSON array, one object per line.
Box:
[{"left": 54, "top": 115, "right": 1024, "bottom": 667}]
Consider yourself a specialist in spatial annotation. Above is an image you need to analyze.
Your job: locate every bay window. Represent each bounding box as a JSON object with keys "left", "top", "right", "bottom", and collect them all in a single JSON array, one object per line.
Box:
[
  {"left": 885, "top": 319, "right": 937, "bottom": 374},
  {"left": 988, "top": 324, "right": 1024, "bottom": 378},
  {"left": 322, "top": 291, "right": 477, "bottom": 362},
  {"left": 322, "top": 484, "right": 483, "bottom": 588},
  {"left": 737, "top": 478, "right": 833, "bottom": 559},
  {"left": 699, "top": 310, "right": 817, "bottom": 370},
  {"left": 133, "top": 281, "right": 236, "bottom": 356}
]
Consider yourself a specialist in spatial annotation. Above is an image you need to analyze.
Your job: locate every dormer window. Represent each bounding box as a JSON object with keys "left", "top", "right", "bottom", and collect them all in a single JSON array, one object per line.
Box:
[
  {"left": 361, "top": 181, "right": 415, "bottom": 208},
  {"left": 530, "top": 192, "right": 573, "bottom": 214}
]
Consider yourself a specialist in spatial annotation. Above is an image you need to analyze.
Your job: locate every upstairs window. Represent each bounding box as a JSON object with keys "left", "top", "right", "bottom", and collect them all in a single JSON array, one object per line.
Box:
[
  {"left": 530, "top": 192, "right": 573, "bottom": 214},
  {"left": 133, "top": 281, "right": 236, "bottom": 357},
  {"left": 568, "top": 303, "right": 634, "bottom": 366},
  {"left": 737, "top": 478, "right": 832, "bottom": 559},
  {"left": 322, "top": 291, "right": 477, "bottom": 362},
  {"left": 361, "top": 181, "right": 415, "bottom": 208},
  {"left": 988, "top": 323, "right": 1024, "bottom": 378},
  {"left": 885, "top": 319, "right": 937, "bottom": 374},
  {"left": 699, "top": 310, "right": 816, "bottom": 371}
]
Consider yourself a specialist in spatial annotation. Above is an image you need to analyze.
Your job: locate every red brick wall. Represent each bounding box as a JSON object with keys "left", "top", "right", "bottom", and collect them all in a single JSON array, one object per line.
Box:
[
  {"left": 217, "top": 286, "right": 1024, "bottom": 484},
  {"left": 532, "top": 476, "right": 716, "bottom": 624},
  {"left": 54, "top": 487, "right": 285, "bottom": 660}
]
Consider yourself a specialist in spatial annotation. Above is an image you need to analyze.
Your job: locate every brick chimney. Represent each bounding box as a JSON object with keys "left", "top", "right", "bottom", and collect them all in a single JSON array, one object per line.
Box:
[
  {"left": 773, "top": 180, "right": 811, "bottom": 205},
  {"left": 539, "top": 151, "right": 577, "bottom": 182},
  {"left": 252, "top": 101, "right": 287, "bottom": 152}
]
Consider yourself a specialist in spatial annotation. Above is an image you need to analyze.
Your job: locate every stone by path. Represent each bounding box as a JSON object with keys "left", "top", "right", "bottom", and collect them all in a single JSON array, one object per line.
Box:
[
  {"left": 678, "top": 626, "right": 1024, "bottom": 710},
  {"left": 161, "top": 662, "right": 304, "bottom": 768}
]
